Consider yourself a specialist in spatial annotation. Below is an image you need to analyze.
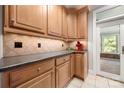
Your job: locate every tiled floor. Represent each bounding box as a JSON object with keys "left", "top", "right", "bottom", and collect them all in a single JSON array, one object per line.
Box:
[{"left": 67, "top": 74, "right": 124, "bottom": 88}]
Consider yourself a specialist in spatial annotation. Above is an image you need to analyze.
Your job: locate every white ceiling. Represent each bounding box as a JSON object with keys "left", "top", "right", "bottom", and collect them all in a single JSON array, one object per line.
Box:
[
  {"left": 65, "top": 5, "right": 85, "bottom": 9},
  {"left": 89, "top": 5, "right": 105, "bottom": 10},
  {"left": 64, "top": 5, "right": 105, "bottom": 11}
]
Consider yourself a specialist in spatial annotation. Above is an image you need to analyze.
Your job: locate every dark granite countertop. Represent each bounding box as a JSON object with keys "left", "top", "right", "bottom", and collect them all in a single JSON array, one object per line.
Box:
[{"left": 0, "top": 50, "right": 87, "bottom": 72}]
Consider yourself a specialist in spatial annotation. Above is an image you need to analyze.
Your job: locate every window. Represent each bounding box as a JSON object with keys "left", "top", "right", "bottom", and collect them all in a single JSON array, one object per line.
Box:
[{"left": 101, "top": 34, "right": 119, "bottom": 53}]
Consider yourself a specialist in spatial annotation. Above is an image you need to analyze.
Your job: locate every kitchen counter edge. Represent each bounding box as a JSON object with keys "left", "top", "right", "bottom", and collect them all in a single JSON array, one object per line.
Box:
[{"left": 0, "top": 51, "right": 87, "bottom": 72}]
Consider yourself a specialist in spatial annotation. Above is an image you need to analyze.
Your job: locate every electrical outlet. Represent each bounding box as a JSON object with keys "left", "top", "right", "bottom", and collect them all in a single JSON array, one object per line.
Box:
[
  {"left": 62, "top": 44, "right": 64, "bottom": 47},
  {"left": 38, "top": 43, "right": 41, "bottom": 48},
  {"left": 14, "top": 42, "right": 22, "bottom": 48}
]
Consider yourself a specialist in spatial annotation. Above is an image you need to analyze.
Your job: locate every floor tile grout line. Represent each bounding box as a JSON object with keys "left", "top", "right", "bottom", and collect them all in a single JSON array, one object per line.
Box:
[
  {"left": 107, "top": 79, "right": 110, "bottom": 88},
  {"left": 95, "top": 75, "right": 97, "bottom": 88},
  {"left": 67, "top": 74, "right": 124, "bottom": 88}
]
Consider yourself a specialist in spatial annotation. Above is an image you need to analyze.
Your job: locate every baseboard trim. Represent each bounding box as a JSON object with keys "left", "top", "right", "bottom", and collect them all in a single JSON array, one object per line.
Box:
[{"left": 88, "top": 69, "right": 96, "bottom": 75}]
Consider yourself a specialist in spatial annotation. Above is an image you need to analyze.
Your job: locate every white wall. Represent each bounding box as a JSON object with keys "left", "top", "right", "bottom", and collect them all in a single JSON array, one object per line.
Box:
[
  {"left": 0, "top": 6, "right": 3, "bottom": 58},
  {"left": 88, "top": 6, "right": 106, "bottom": 73},
  {"left": 88, "top": 11, "right": 93, "bottom": 70}
]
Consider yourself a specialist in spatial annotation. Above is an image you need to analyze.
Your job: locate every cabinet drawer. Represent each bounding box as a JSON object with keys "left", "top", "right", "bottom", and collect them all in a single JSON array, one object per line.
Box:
[
  {"left": 9, "top": 59, "right": 55, "bottom": 87},
  {"left": 56, "top": 55, "right": 70, "bottom": 66},
  {"left": 17, "top": 69, "right": 55, "bottom": 88}
]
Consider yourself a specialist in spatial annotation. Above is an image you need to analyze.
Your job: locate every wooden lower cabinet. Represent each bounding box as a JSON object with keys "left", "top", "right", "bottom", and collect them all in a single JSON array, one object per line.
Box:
[
  {"left": 9, "top": 59, "right": 55, "bottom": 87},
  {"left": 70, "top": 54, "right": 75, "bottom": 78},
  {"left": 56, "top": 61, "right": 70, "bottom": 88},
  {"left": 74, "top": 53, "right": 88, "bottom": 80},
  {"left": 1, "top": 53, "right": 88, "bottom": 88},
  {"left": 17, "top": 69, "right": 55, "bottom": 88}
]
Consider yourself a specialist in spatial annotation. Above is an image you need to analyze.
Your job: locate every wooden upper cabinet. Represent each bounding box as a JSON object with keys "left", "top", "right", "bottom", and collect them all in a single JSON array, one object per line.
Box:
[
  {"left": 67, "top": 12, "right": 77, "bottom": 39},
  {"left": 48, "top": 5, "right": 62, "bottom": 37},
  {"left": 62, "top": 7, "right": 68, "bottom": 38},
  {"left": 9, "top": 5, "right": 47, "bottom": 34},
  {"left": 77, "top": 7, "right": 88, "bottom": 39}
]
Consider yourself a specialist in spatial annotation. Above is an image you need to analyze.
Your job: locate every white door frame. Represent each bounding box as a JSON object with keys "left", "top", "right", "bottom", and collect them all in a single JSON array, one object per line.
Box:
[
  {"left": 96, "top": 23, "right": 120, "bottom": 81},
  {"left": 120, "top": 24, "right": 124, "bottom": 82},
  {"left": 93, "top": 5, "right": 124, "bottom": 82}
]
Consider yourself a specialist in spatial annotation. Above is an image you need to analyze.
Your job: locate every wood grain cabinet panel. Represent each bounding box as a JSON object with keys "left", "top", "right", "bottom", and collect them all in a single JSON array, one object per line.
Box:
[
  {"left": 77, "top": 8, "right": 88, "bottom": 39},
  {"left": 56, "top": 55, "right": 70, "bottom": 66},
  {"left": 17, "top": 69, "right": 55, "bottom": 88},
  {"left": 9, "top": 59, "right": 55, "bottom": 87},
  {"left": 70, "top": 54, "right": 75, "bottom": 78},
  {"left": 67, "top": 13, "right": 77, "bottom": 39},
  {"left": 48, "top": 5, "right": 62, "bottom": 37},
  {"left": 9, "top": 5, "right": 47, "bottom": 34},
  {"left": 56, "top": 61, "right": 70, "bottom": 88},
  {"left": 75, "top": 54, "right": 83, "bottom": 78},
  {"left": 75, "top": 53, "right": 88, "bottom": 80},
  {"left": 62, "top": 7, "right": 68, "bottom": 38}
]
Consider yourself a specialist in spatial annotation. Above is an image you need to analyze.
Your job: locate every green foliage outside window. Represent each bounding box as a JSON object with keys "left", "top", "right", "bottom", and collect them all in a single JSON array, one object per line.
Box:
[{"left": 101, "top": 35, "right": 118, "bottom": 53}]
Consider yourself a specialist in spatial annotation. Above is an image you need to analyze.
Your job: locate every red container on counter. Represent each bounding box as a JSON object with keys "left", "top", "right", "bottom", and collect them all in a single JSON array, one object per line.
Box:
[{"left": 76, "top": 41, "right": 84, "bottom": 51}]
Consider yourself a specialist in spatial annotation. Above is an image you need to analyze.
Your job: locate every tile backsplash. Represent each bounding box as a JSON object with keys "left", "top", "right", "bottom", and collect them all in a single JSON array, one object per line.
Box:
[{"left": 4, "top": 33, "right": 69, "bottom": 57}]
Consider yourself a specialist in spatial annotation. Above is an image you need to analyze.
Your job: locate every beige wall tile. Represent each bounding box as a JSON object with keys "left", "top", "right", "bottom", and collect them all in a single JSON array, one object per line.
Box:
[
  {"left": 4, "top": 33, "right": 88, "bottom": 57},
  {"left": 4, "top": 33, "right": 69, "bottom": 57}
]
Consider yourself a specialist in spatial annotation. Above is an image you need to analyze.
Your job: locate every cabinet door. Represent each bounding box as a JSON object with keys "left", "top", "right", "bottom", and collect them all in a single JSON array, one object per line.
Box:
[
  {"left": 70, "top": 54, "right": 75, "bottom": 78},
  {"left": 56, "top": 62, "right": 70, "bottom": 88},
  {"left": 62, "top": 7, "right": 68, "bottom": 38},
  {"left": 67, "top": 13, "right": 77, "bottom": 38},
  {"left": 57, "top": 6, "right": 63, "bottom": 37},
  {"left": 9, "top": 5, "right": 47, "bottom": 34},
  {"left": 48, "top": 5, "right": 62, "bottom": 37},
  {"left": 75, "top": 54, "right": 83, "bottom": 78},
  {"left": 83, "top": 52, "right": 88, "bottom": 79},
  {"left": 75, "top": 53, "right": 88, "bottom": 80},
  {"left": 77, "top": 11, "right": 88, "bottom": 39},
  {"left": 17, "top": 69, "right": 55, "bottom": 88}
]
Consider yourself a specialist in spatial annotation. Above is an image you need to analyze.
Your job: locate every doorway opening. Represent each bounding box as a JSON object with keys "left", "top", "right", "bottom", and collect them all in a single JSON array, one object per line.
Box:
[
  {"left": 99, "top": 25, "right": 120, "bottom": 76},
  {"left": 93, "top": 6, "right": 124, "bottom": 81}
]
